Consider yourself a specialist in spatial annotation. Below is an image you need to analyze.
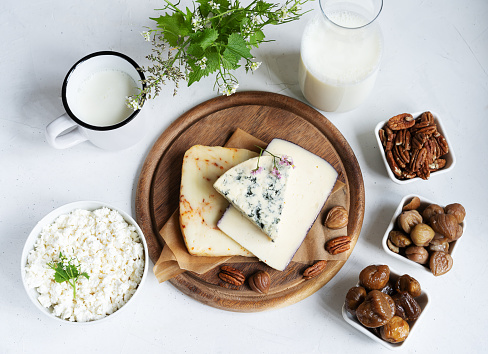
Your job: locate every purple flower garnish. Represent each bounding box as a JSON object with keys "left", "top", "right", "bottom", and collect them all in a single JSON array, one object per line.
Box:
[
  {"left": 271, "top": 167, "right": 282, "bottom": 179},
  {"left": 251, "top": 166, "right": 263, "bottom": 175}
]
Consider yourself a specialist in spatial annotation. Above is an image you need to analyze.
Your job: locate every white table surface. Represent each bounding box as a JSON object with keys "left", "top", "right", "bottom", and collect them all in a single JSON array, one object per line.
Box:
[{"left": 2, "top": 0, "right": 487, "bottom": 353}]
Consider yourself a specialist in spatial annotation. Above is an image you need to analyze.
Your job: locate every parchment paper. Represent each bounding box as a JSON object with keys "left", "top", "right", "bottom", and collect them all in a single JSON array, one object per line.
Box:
[{"left": 153, "top": 129, "right": 348, "bottom": 282}]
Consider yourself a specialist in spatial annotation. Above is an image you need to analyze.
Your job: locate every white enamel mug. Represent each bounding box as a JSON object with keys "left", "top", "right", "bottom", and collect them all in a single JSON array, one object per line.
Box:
[{"left": 46, "top": 51, "right": 146, "bottom": 150}]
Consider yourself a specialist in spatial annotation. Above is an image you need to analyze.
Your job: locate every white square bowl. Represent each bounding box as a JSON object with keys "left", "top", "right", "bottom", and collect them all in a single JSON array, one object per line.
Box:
[
  {"left": 382, "top": 194, "right": 466, "bottom": 273},
  {"left": 342, "top": 267, "right": 430, "bottom": 350},
  {"left": 20, "top": 201, "right": 149, "bottom": 324},
  {"left": 374, "top": 111, "right": 456, "bottom": 184}
]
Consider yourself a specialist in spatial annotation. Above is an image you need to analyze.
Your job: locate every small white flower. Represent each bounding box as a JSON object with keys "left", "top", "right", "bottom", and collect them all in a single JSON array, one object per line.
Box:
[
  {"left": 141, "top": 31, "right": 151, "bottom": 42},
  {"left": 209, "top": 0, "right": 220, "bottom": 10},
  {"left": 192, "top": 14, "right": 204, "bottom": 32},
  {"left": 196, "top": 57, "right": 207, "bottom": 70},
  {"left": 250, "top": 61, "right": 261, "bottom": 71},
  {"left": 126, "top": 97, "right": 141, "bottom": 111},
  {"left": 278, "top": 6, "right": 289, "bottom": 22},
  {"left": 219, "top": 83, "right": 239, "bottom": 96}
]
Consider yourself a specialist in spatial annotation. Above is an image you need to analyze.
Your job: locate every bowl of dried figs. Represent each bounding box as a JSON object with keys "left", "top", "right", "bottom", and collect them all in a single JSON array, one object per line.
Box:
[
  {"left": 342, "top": 265, "right": 430, "bottom": 350},
  {"left": 382, "top": 195, "right": 466, "bottom": 276},
  {"left": 375, "top": 111, "right": 456, "bottom": 184}
]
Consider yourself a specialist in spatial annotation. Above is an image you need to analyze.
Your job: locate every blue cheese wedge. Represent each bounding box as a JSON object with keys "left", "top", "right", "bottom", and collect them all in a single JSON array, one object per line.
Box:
[
  {"left": 179, "top": 145, "right": 257, "bottom": 257},
  {"left": 213, "top": 156, "right": 292, "bottom": 241},
  {"left": 217, "top": 139, "right": 338, "bottom": 270}
]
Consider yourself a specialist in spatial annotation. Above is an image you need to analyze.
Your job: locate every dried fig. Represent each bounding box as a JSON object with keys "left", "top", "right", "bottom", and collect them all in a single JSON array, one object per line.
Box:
[
  {"left": 389, "top": 230, "right": 412, "bottom": 248},
  {"left": 359, "top": 265, "right": 390, "bottom": 291},
  {"left": 430, "top": 214, "right": 459, "bottom": 241},
  {"left": 428, "top": 238, "right": 449, "bottom": 253},
  {"left": 356, "top": 290, "right": 395, "bottom": 328},
  {"left": 405, "top": 246, "right": 429, "bottom": 264},
  {"left": 344, "top": 286, "right": 367, "bottom": 316},
  {"left": 422, "top": 204, "right": 444, "bottom": 221},
  {"left": 392, "top": 291, "right": 422, "bottom": 321},
  {"left": 410, "top": 223, "right": 435, "bottom": 246},
  {"left": 380, "top": 316, "right": 410, "bottom": 343},
  {"left": 445, "top": 203, "right": 466, "bottom": 223},
  {"left": 395, "top": 274, "right": 421, "bottom": 298},
  {"left": 430, "top": 251, "right": 453, "bottom": 276},
  {"left": 397, "top": 210, "right": 422, "bottom": 234}
]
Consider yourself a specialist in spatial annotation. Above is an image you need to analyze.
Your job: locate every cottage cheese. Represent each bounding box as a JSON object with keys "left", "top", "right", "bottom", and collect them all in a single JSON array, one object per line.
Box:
[{"left": 24, "top": 207, "right": 145, "bottom": 322}]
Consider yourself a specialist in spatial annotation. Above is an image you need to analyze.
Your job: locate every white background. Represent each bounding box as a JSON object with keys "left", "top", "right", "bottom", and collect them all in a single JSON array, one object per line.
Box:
[{"left": 1, "top": 0, "right": 487, "bottom": 353}]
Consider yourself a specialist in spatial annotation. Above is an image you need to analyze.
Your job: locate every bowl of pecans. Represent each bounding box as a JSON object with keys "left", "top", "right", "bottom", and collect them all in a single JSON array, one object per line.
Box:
[{"left": 375, "top": 111, "right": 456, "bottom": 184}]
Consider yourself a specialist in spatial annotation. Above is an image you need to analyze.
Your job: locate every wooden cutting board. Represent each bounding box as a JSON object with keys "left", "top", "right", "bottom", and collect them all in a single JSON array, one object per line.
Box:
[{"left": 135, "top": 91, "right": 365, "bottom": 312}]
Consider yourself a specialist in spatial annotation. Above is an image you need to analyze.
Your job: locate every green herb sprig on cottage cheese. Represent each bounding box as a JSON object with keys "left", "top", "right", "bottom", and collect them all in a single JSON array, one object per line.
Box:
[{"left": 24, "top": 207, "right": 145, "bottom": 322}]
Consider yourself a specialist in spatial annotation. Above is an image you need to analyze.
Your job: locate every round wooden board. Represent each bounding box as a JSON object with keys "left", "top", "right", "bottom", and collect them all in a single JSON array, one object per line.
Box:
[{"left": 135, "top": 91, "right": 365, "bottom": 312}]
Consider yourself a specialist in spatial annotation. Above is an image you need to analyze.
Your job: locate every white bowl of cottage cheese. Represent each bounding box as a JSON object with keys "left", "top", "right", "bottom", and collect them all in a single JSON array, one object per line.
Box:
[{"left": 21, "top": 201, "right": 148, "bottom": 323}]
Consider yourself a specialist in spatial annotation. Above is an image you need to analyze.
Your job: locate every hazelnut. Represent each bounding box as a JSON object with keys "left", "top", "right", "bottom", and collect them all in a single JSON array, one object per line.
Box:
[
  {"left": 356, "top": 290, "right": 395, "bottom": 328},
  {"left": 387, "top": 239, "right": 399, "bottom": 254},
  {"left": 410, "top": 223, "right": 435, "bottom": 246},
  {"left": 380, "top": 316, "right": 410, "bottom": 343},
  {"left": 395, "top": 274, "right": 421, "bottom": 297},
  {"left": 325, "top": 206, "right": 348, "bottom": 229},
  {"left": 445, "top": 203, "right": 466, "bottom": 223},
  {"left": 456, "top": 224, "right": 463, "bottom": 240},
  {"left": 428, "top": 238, "right": 449, "bottom": 253},
  {"left": 402, "top": 196, "right": 421, "bottom": 211},
  {"left": 248, "top": 270, "right": 270, "bottom": 294},
  {"left": 405, "top": 246, "right": 429, "bottom": 264},
  {"left": 344, "top": 286, "right": 367, "bottom": 316},
  {"left": 430, "top": 251, "right": 453, "bottom": 276},
  {"left": 359, "top": 265, "right": 390, "bottom": 291},
  {"left": 388, "top": 230, "right": 412, "bottom": 248},
  {"left": 422, "top": 204, "right": 444, "bottom": 222},
  {"left": 430, "top": 214, "right": 459, "bottom": 241},
  {"left": 397, "top": 210, "right": 422, "bottom": 234}
]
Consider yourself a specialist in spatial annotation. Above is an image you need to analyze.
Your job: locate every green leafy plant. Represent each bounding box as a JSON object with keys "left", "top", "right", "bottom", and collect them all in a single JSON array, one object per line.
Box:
[
  {"left": 47, "top": 252, "right": 89, "bottom": 299},
  {"left": 127, "top": 0, "right": 312, "bottom": 110}
]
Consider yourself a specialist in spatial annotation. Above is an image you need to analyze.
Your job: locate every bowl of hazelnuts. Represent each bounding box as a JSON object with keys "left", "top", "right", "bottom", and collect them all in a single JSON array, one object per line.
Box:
[
  {"left": 342, "top": 265, "right": 430, "bottom": 349},
  {"left": 382, "top": 195, "right": 466, "bottom": 276}
]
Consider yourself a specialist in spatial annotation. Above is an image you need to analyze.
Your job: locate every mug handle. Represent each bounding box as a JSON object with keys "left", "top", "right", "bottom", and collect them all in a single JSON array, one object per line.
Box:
[{"left": 45, "top": 113, "right": 88, "bottom": 149}]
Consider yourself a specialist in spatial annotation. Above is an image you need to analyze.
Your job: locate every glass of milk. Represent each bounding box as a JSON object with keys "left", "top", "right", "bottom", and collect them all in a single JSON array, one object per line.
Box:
[
  {"left": 45, "top": 51, "right": 147, "bottom": 150},
  {"left": 298, "top": 0, "right": 383, "bottom": 112}
]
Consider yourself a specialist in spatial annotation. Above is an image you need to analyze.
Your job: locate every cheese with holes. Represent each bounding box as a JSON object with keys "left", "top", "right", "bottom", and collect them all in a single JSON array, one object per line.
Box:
[
  {"left": 217, "top": 139, "right": 338, "bottom": 270},
  {"left": 179, "top": 145, "right": 257, "bottom": 257},
  {"left": 213, "top": 155, "right": 293, "bottom": 241}
]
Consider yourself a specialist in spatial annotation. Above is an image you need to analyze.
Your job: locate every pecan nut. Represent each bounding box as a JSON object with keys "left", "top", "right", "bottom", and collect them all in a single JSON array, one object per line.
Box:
[
  {"left": 325, "top": 236, "right": 351, "bottom": 255},
  {"left": 248, "top": 270, "right": 270, "bottom": 294},
  {"left": 387, "top": 113, "right": 415, "bottom": 130},
  {"left": 218, "top": 266, "right": 245, "bottom": 286},
  {"left": 303, "top": 260, "right": 327, "bottom": 280}
]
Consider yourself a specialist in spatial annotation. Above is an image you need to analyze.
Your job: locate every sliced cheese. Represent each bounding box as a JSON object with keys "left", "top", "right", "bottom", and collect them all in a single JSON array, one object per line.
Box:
[
  {"left": 217, "top": 139, "right": 338, "bottom": 270},
  {"left": 179, "top": 145, "right": 257, "bottom": 257},
  {"left": 213, "top": 155, "right": 293, "bottom": 241}
]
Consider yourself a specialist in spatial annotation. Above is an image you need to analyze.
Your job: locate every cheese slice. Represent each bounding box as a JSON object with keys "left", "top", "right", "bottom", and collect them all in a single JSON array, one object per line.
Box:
[
  {"left": 179, "top": 145, "right": 257, "bottom": 257},
  {"left": 213, "top": 155, "right": 293, "bottom": 241},
  {"left": 217, "top": 139, "right": 338, "bottom": 270}
]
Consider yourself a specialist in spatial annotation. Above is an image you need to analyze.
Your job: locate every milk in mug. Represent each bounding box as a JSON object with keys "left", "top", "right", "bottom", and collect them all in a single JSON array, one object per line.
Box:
[
  {"left": 73, "top": 69, "right": 139, "bottom": 127},
  {"left": 299, "top": 9, "right": 383, "bottom": 112}
]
